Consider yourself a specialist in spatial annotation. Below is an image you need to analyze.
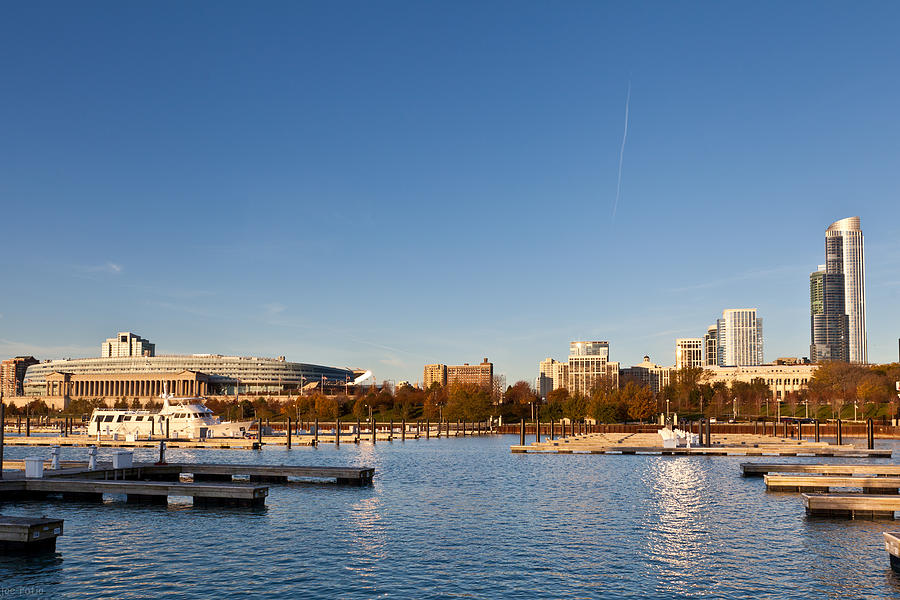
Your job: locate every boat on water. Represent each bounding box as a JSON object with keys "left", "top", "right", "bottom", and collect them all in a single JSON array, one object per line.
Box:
[{"left": 88, "top": 395, "right": 254, "bottom": 440}]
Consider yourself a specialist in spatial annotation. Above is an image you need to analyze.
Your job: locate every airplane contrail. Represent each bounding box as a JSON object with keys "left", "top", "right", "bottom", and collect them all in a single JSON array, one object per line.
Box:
[{"left": 612, "top": 82, "right": 631, "bottom": 220}]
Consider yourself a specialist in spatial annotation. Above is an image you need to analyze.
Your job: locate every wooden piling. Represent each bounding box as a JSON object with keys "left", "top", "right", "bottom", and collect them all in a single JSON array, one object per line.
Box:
[
  {"left": 425, "top": 419, "right": 430, "bottom": 439},
  {"left": 389, "top": 420, "right": 394, "bottom": 441},
  {"left": 26, "top": 413, "right": 30, "bottom": 437},
  {"left": 868, "top": 418, "right": 875, "bottom": 450},
  {"left": 815, "top": 419, "right": 820, "bottom": 442},
  {"left": 401, "top": 420, "right": 406, "bottom": 441},
  {"left": 287, "top": 418, "right": 292, "bottom": 449},
  {"left": 520, "top": 419, "right": 525, "bottom": 446},
  {"left": 335, "top": 418, "right": 340, "bottom": 446},
  {"left": 356, "top": 418, "right": 361, "bottom": 443},
  {"left": 314, "top": 419, "right": 319, "bottom": 445},
  {"left": 372, "top": 420, "right": 376, "bottom": 443},
  {"left": 836, "top": 419, "right": 843, "bottom": 445}
]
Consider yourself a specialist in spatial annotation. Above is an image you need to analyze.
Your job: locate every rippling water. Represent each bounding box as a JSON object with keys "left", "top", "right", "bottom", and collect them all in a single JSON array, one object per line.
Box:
[{"left": 3, "top": 437, "right": 900, "bottom": 599}]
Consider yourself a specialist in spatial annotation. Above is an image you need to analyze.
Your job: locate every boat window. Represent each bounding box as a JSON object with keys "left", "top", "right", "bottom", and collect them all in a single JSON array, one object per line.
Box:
[
  {"left": 103, "top": 415, "right": 115, "bottom": 422},
  {"left": 135, "top": 416, "right": 144, "bottom": 421},
  {"left": 95, "top": 416, "right": 104, "bottom": 423},
  {"left": 124, "top": 416, "right": 132, "bottom": 421},
  {"left": 116, "top": 415, "right": 124, "bottom": 422}
]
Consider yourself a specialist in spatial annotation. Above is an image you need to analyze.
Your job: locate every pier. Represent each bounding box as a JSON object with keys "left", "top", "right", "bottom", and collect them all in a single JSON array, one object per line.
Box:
[
  {"left": 0, "top": 516, "right": 63, "bottom": 553},
  {"left": 511, "top": 432, "right": 891, "bottom": 457},
  {"left": 8, "top": 479, "right": 269, "bottom": 507},
  {"left": 1, "top": 460, "right": 375, "bottom": 487},
  {"left": 0, "top": 419, "right": 493, "bottom": 450},
  {"left": 764, "top": 474, "right": 900, "bottom": 493},
  {"left": 802, "top": 493, "right": 900, "bottom": 519},
  {"left": 741, "top": 463, "right": 900, "bottom": 477}
]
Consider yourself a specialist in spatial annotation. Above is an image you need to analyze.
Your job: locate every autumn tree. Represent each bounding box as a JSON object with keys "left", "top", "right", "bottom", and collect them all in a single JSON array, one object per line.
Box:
[{"left": 623, "top": 382, "right": 655, "bottom": 422}]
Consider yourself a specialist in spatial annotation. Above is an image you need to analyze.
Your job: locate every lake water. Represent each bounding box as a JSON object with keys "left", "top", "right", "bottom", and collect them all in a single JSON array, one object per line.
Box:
[{"left": 2, "top": 436, "right": 900, "bottom": 599}]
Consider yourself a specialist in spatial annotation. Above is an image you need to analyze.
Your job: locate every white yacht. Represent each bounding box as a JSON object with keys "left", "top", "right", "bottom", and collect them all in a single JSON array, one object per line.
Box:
[{"left": 88, "top": 395, "right": 254, "bottom": 440}]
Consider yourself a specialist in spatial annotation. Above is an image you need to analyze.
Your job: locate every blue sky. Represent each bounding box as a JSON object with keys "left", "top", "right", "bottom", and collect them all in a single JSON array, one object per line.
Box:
[{"left": 1, "top": 1, "right": 898, "bottom": 385}]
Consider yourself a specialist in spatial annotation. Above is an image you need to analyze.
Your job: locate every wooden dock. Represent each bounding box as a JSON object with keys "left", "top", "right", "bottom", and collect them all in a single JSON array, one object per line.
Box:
[
  {"left": 0, "top": 516, "right": 64, "bottom": 552},
  {"left": 20, "top": 478, "right": 269, "bottom": 507},
  {"left": 1, "top": 460, "right": 375, "bottom": 486},
  {"left": 512, "top": 432, "right": 891, "bottom": 457},
  {"left": 802, "top": 493, "right": 900, "bottom": 518},
  {"left": 764, "top": 474, "right": 900, "bottom": 493},
  {"left": 742, "top": 463, "right": 900, "bottom": 477},
  {"left": 179, "top": 463, "right": 375, "bottom": 486}
]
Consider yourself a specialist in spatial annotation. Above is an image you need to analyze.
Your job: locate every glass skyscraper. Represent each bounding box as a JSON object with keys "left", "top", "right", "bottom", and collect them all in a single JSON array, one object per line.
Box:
[
  {"left": 824, "top": 217, "right": 867, "bottom": 364},
  {"left": 809, "top": 265, "right": 849, "bottom": 362}
]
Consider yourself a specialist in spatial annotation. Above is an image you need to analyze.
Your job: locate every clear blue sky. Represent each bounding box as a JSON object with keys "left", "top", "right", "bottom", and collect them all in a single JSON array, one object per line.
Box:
[{"left": 1, "top": 1, "right": 898, "bottom": 386}]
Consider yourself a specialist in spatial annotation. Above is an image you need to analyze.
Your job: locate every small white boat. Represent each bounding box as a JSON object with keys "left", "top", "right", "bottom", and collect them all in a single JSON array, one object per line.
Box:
[{"left": 88, "top": 395, "right": 254, "bottom": 440}]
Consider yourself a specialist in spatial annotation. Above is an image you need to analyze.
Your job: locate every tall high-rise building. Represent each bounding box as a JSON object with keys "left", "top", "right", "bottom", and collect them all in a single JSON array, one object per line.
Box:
[
  {"left": 552, "top": 362, "right": 569, "bottom": 392},
  {"left": 716, "top": 309, "right": 763, "bottom": 366},
  {"left": 447, "top": 358, "right": 493, "bottom": 387},
  {"left": 1, "top": 356, "right": 39, "bottom": 397},
  {"left": 675, "top": 338, "right": 704, "bottom": 369},
  {"left": 423, "top": 364, "right": 448, "bottom": 388},
  {"left": 567, "top": 341, "right": 619, "bottom": 396},
  {"left": 536, "top": 358, "right": 557, "bottom": 399},
  {"left": 809, "top": 264, "right": 849, "bottom": 362},
  {"left": 704, "top": 324, "right": 718, "bottom": 366},
  {"left": 102, "top": 332, "right": 155, "bottom": 358},
  {"left": 825, "top": 217, "right": 867, "bottom": 364}
]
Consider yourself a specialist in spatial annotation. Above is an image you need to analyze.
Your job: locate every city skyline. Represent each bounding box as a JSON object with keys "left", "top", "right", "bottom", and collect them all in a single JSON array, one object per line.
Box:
[{"left": 1, "top": 3, "right": 899, "bottom": 386}]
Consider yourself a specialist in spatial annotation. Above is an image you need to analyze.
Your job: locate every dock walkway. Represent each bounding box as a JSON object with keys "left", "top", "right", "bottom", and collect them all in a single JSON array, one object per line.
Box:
[{"left": 742, "top": 463, "right": 900, "bottom": 477}]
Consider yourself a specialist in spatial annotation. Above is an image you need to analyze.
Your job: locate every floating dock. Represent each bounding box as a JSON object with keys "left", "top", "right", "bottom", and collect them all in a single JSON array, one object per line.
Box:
[
  {"left": 764, "top": 474, "right": 900, "bottom": 493},
  {"left": 0, "top": 516, "right": 63, "bottom": 552},
  {"left": 802, "top": 493, "right": 900, "bottom": 519},
  {"left": 0, "top": 459, "right": 375, "bottom": 509},
  {"left": 741, "top": 463, "right": 900, "bottom": 477},
  {"left": 21, "top": 479, "right": 268, "bottom": 507},
  {"left": 17, "top": 461, "right": 377, "bottom": 486},
  {"left": 512, "top": 432, "right": 891, "bottom": 457}
]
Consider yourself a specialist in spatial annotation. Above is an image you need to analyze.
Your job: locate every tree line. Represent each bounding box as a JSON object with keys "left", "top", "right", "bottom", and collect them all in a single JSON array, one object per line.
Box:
[{"left": 4, "top": 362, "right": 898, "bottom": 423}]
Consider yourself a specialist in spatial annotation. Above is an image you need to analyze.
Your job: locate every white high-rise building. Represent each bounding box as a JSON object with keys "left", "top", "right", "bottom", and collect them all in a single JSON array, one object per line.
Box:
[
  {"left": 101, "top": 332, "right": 155, "bottom": 358},
  {"left": 716, "top": 309, "right": 763, "bottom": 367},
  {"left": 825, "top": 217, "right": 867, "bottom": 364},
  {"left": 675, "top": 338, "right": 704, "bottom": 369},
  {"left": 567, "top": 341, "right": 619, "bottom": 396}
]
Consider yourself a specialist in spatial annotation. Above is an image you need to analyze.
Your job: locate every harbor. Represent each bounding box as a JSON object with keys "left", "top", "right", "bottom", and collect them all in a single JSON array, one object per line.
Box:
[{"left": 3, "top": 435, "right": 900, "bottom": 598}]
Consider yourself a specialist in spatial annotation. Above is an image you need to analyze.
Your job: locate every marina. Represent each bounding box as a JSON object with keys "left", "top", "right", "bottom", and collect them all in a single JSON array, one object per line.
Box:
[{"left": 3, "top": 435, "right": 900, "bottom": 598}]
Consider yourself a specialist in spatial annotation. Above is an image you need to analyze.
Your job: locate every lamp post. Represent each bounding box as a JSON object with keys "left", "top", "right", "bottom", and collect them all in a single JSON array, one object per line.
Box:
[{"left": 854, "top": 401, "right": 858, "bottom": 422}]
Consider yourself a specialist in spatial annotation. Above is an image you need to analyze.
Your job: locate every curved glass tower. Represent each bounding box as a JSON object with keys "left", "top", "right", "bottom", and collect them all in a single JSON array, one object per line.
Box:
[{"left": 825, "top": 216, "right": 867, "bottom": 364}]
